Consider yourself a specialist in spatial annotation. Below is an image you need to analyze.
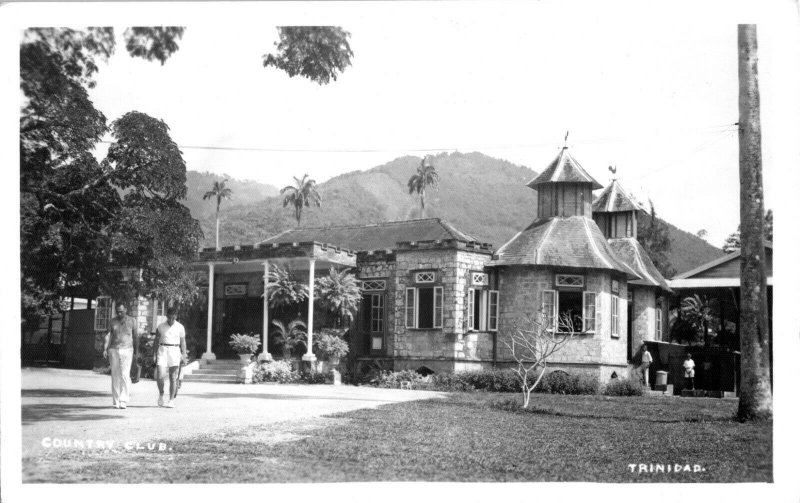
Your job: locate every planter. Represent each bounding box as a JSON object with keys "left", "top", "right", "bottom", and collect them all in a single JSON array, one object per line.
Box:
[{"left": 238, "top": 353, "right": 253, "bottom": 364}]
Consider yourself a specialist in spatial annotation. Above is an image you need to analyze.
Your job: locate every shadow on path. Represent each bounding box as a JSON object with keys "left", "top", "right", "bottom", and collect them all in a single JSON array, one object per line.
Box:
[
  {"left": 22, "top": 389, "right": 108, "bottom": 399},
  {"left": 22, "top": 404, "right": 123, "bottom": 424},
  {"left": 179, "top": 392, "right": 410, "bottom": 403}
]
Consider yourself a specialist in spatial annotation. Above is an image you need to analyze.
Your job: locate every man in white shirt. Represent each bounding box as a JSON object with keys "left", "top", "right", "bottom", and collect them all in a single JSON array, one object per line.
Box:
[
  {"left": 640, "top": 344, "right": 653, "bottom": 387},
  {"left": 154, "top": 307, "right": 187, "bottom": 408},
  {"left": 683, "top": 353, "right": 696, "bottom": 390}
]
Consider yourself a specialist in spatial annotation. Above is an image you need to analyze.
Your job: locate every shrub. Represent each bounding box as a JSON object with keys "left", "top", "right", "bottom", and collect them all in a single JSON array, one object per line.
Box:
[
  {"left": 372, "top": 369, "right": 426, "bottom": 388},
  {"left": 299, "top": 370, "right": 326, "bottom": 384},
  {"left": 538, "top": 371, "right": 599, "bottom": 395},
  {"left": 314, "top": 330, "right": 349, "bottom": 360},
  {"left": 228, "top": 333, "right": 260, "bottom": 354},
  {"left": 253, "top": 360, "right": 298, "bottom": 384},
  {"left": 603, "top": 377, "right": 645, "bottom": 396}
]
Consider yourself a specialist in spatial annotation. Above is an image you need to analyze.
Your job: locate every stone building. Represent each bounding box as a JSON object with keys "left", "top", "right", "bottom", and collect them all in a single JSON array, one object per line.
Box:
[{"left": 101, "top": 147, "right": 671, "bottom": 382}]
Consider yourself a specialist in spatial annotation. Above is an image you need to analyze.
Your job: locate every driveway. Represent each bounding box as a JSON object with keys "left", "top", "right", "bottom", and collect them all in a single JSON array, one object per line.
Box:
[{"left": 21, "top": 367, "right": 445, "bottom": 457}]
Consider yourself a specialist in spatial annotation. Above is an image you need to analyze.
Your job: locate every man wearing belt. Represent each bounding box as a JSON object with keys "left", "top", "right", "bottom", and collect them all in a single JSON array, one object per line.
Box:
[
  {"left": 154, "top": 307, "right": 187, "bottom": 408},
  {"left": 103, "top": 304, "right": 139, "bottom": 409}
]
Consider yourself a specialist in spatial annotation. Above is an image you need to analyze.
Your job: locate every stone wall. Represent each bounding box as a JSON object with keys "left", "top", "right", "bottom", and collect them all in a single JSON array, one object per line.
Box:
[
  {"left": 493, "top": 266, "right": 629, "bottom": 380},
  {"left": 631, "top": 285, "right": 656, "bottom": 358},
  {"left": 357, "top": 254, "right": 397, "bottom": 356},
  {"left": 390, "top": 247, "right": 493, "bottom": 371}
]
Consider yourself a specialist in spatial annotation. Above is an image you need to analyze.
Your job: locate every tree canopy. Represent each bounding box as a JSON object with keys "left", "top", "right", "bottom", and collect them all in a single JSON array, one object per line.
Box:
[
  {"left": 20, "top": 25, "right": 354, "bottom": 326},
  {"left": 636, "top": 201, "right": 676, "bottom": 278},
  {"left": 264, "top": 27, "right": 353, "bottom": 85}
]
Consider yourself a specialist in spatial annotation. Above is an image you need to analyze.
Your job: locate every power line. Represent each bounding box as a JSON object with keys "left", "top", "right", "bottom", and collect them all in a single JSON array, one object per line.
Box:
[{"left": 96, "top": 122, "right": 739, "bottom": 155}]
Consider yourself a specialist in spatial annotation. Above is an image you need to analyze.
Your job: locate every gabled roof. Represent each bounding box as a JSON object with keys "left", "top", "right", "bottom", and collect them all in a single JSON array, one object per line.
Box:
[
  {"left": 258, "top": 218, "right": 488, "bottom": 253},
  {"left": 592, "top": 180, "right": 645, "bottom": 213},
  {"left": 491, "top": 216, "right": 639, "bottom": 278},
  {"left": 669, "top": 241, "right": 773, "bottom": 289},
  {"left": 526, "top": 147, "right": 603, "bottom": 190},
  {"left": 607, "top": 238, "right": 672, "bottom": 293}
]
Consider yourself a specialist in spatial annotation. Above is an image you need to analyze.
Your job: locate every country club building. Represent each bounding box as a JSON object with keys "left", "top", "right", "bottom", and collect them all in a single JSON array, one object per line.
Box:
[{"left": 147, "top": 146, "right": 673, "bottom": 382}]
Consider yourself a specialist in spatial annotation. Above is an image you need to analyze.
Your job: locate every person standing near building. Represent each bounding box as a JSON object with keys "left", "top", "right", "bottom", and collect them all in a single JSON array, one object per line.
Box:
[
  {"left": 683, "top": 353, "right": 696, "bottom": 390},
  {"left": 640, "top": 344, "right": 653, "bottom": 387},
  {"left": 103, "top": 304, "right": 139, "bottom": 409},
  {"left": 154, "top": 307, "right": 187, "bottom": 408}
]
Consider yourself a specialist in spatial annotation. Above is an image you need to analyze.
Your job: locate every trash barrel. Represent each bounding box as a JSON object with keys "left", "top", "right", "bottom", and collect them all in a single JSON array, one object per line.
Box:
[{"left": 656, "top": 371, "right": 668, "bottom": 386}]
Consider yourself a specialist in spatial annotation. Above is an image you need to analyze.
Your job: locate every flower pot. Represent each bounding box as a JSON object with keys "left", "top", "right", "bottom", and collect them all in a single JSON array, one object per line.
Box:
[
  {"left": 329, "top": 357, "right": 341, "bottom": 367},
  {"left": 238, "top": 353, "right": 253, "bottom": 364}
]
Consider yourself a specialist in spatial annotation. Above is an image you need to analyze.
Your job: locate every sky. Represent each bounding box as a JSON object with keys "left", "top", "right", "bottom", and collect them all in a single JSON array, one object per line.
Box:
[
  {"left": 66, "top": 1, "right": 795, "bottom": 250},
  {"left": 8, "top": 1, "right": 797, "bottom": 249}
]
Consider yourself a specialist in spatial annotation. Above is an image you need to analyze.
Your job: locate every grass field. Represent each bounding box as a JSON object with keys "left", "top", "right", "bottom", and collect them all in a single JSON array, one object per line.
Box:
[{"left": 24, "top": 393, "right": 771, "bottom": 483}]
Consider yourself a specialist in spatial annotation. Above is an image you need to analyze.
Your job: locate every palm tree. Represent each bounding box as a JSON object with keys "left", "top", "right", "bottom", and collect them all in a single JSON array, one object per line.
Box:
[
  {"left": 737, "top": 24, "right": 771, "bottom": 420},
  {"left": 314, "top": 267, "right": 362, "bottom": 327},
  {"left": 407, "top": 156, "right": 440, "bottom": 218},
  {"left": 202, "top": 179, "right": 233, "bottom": 250},
  {"left": 280, "top": 174, "right": 321, "bottom": 228}
]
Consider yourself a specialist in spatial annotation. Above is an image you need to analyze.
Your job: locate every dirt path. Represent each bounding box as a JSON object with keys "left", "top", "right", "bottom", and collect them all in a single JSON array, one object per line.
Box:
[{"left": 21, "top": 367, "right": 444, "bottom": 458}]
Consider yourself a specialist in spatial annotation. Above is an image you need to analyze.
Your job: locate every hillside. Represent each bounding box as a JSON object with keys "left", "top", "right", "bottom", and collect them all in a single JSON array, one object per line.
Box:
[
  {"left": 193, "top": 152, "right": 724, "bottom": 276},
  {"left": 183, "top": 171, "right": 279, "bottom": 219}
]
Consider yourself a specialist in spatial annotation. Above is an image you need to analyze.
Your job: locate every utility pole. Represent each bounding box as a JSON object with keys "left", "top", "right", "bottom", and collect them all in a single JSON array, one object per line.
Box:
[{"left": 736, "top": 24, "right": 772, "bottom": 421}]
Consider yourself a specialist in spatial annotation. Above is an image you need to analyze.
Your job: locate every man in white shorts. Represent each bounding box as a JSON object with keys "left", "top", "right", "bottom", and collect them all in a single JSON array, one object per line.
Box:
[{"left": 154, "top": 307, "right": 187, "bottom": 408}]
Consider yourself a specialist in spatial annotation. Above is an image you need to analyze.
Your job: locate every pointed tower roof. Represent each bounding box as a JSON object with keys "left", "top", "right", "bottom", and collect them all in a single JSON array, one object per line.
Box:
[
  {"left": 526, "top": 147, "right": 603, "bottom": 190},
  {"left": 592, "top": 179, "right": 645, "bottom": 213}
]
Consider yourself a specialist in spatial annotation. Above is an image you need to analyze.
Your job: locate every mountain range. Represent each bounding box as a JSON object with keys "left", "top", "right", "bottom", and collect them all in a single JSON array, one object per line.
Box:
[{"left": 185, "top": 152, "right": 725, "bottom": 276}]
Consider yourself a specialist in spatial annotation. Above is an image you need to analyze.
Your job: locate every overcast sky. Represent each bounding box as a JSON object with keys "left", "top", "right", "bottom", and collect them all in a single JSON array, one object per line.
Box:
[{"left": 8, "top": 1, "right": 800, "bottom": 248}]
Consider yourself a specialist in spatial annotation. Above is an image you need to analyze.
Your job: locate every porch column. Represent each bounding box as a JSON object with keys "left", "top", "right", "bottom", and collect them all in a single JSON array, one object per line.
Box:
[
  {"left": 302, "top": 258, "right": 317, "bottom": 362},
  {"left": 201, "top": 262, "right": 217, "bottom": 361},
  {"left": 258, "top": 259, "right": 271, "bottom": 361}
]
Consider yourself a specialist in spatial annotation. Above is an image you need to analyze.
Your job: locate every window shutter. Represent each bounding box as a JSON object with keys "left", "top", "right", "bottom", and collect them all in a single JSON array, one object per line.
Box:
[
  {"left": 582, "top": 291, "right": 597, "bottom": 333},
  {"left": 542, "top": 290, "right": 556, "bottom": 330},
  {"left": 488, "top": 290, "right": 499, "bottom": 331},
  {"left": 405, "top": 288, "right": 416, "bottom": 328},
  {"left": 434, "top": 287, "right": 443, "bottom": 328},
  {"left": 467, "top": 288, "right": 475, "bottom": 331}
]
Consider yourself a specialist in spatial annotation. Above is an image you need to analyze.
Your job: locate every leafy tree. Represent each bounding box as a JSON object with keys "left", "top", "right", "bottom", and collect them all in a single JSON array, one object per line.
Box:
[
  {"left": 636, "top": 201, "right": 676, "bottom": 278},
  {"left": 501, "top": 311, "right": 577, "bottom": 408},
  {"left": 264, "top": 27, "right": 353, "bottom": 85},
  {"left": 20, "top": 25, "right": 354, "bottom": 326},
  {"left": 407, "top": 156, "right": 440, "bottom": 218},
  {"left": 314, "top": 267, "right": 362, "bottom": 327},
  {"left": 723, "top": 209, "right": 772, "bottom": 253},
  {"left": 20, "top": 27, "right": 186, "bottom": 325},
  {"left": 203, "top": 179, "right": 233, "bottom": 250},
  {"left": 280, "top": 174, "right": 321, "bottom": 227}
]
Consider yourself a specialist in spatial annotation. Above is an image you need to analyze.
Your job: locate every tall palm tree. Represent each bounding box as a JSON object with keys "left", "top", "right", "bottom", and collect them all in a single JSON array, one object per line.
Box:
[
  {"left": 280, "top": 174, "right": 321, "bottom": 227},
  {"left": 737, "top": 24, "right": 771, "bottom": 421},
  {"left": 407, "top": 156, "right": 440, "bottom": 218},
  {"left": 203, "top": 179, "right": 233, "bottom": 250}
]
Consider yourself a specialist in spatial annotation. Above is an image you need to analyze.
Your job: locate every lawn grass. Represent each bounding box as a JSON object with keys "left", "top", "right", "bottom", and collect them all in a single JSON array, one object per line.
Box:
[{"left": 23, "top": 393, "right": 771, "bottom": 483}]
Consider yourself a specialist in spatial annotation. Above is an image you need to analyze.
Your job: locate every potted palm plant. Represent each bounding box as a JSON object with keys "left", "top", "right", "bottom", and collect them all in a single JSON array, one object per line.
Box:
[
  {"left": 229, "top": 333, "right": 261, "bottom": 363},
  {"left": 270, "top": 319, "right": 307, "bottom": 368},
  {"left": 314, "top": 329, "right": 350, "bottom": 366}
]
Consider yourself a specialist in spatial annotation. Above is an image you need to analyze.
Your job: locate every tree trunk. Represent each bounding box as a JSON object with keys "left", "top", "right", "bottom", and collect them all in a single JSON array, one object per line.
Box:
[
  {"left": 215, "top": 210, "right": 220, "bottom": 251},
  {"left": 736, "top": 24, "right": 772, "bottom": 421}
]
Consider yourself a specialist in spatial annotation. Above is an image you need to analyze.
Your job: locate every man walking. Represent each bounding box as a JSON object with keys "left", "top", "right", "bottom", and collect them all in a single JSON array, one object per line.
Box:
[
  {"left": 154, "top": 307, "right": 187, "bottom": 408},
  {"left": 103, "top": 304, "right": 139, "bottom": 409}
]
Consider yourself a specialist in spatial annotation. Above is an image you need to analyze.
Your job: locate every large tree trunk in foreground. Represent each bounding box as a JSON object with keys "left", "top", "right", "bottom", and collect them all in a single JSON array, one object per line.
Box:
[{"left": 736, "top": 24, "right": 772, "bottom": 421}]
